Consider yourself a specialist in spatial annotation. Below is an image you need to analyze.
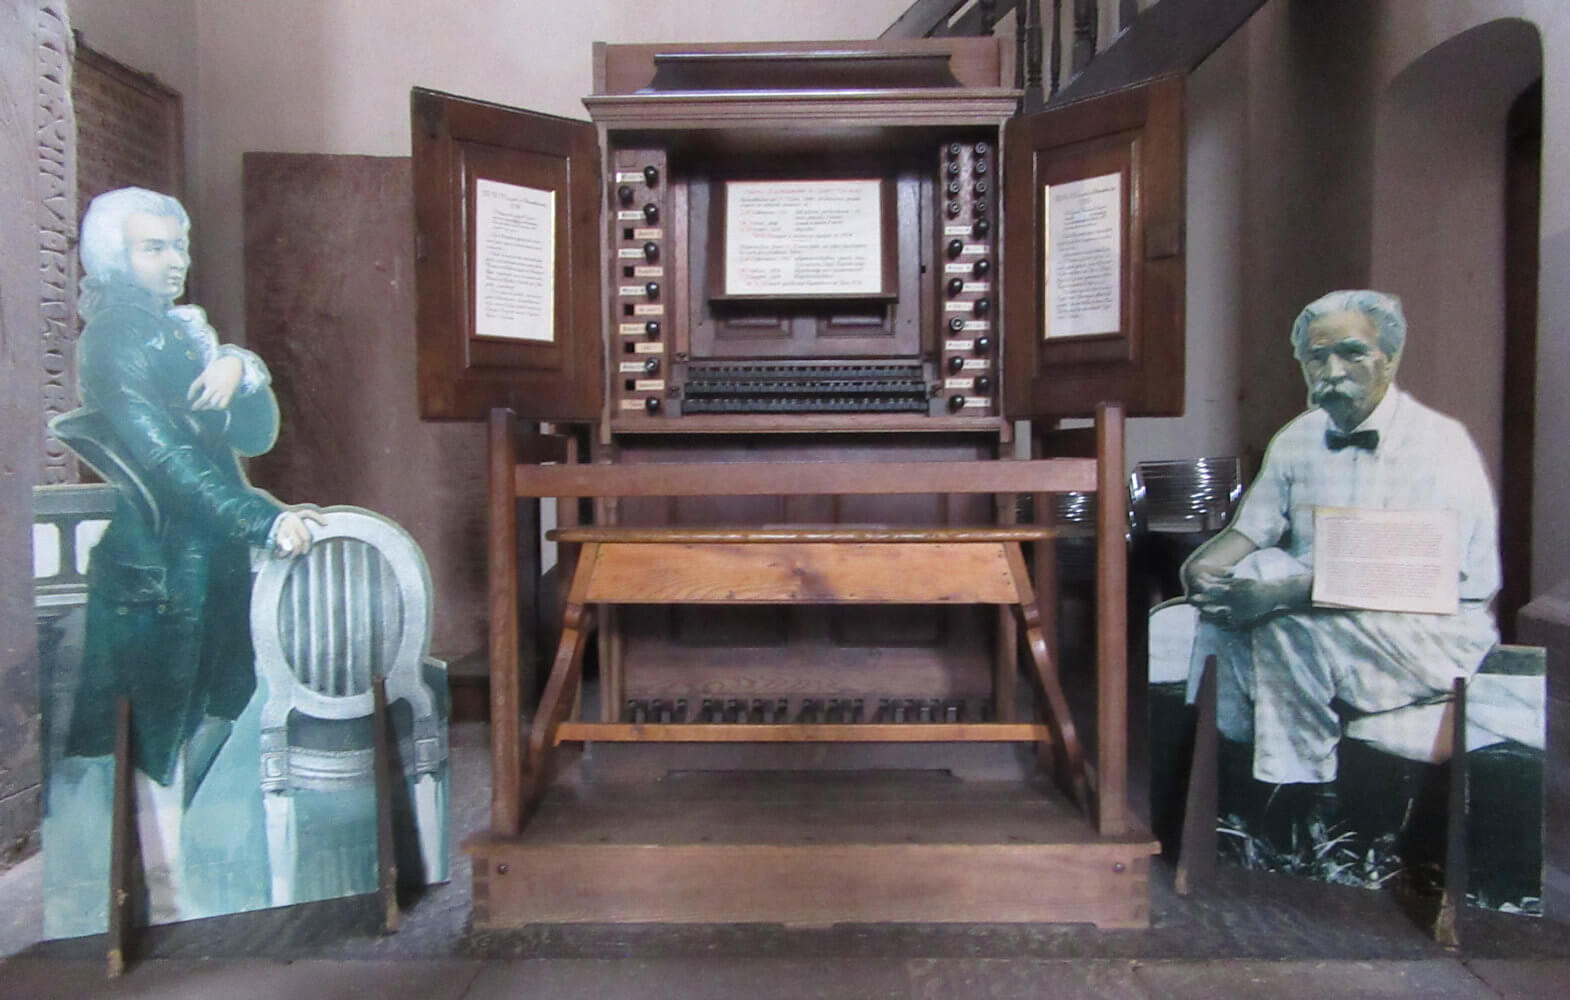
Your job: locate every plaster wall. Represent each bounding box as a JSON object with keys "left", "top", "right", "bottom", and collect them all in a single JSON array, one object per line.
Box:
[
  {"left": 1367, "top": 18, "right": 1542, "bottom": 496},
  {"left": 1124, "top": 21, "right": 1248, "bottom": 469},
  {"left": 107, "top": 0, "right": 910, "bottom": 353},
  {"left": 66, "top": 0, "right": 198, "bottom": 186},
  {"left": 1235, "top": 0, "right": 1381, "bottom": 467},
  {"left": 1232, "top": 0, "right": 1564, "bottom": 594},
  {"left": 66, "top": 0, "right": 197, "bottom": 100}
]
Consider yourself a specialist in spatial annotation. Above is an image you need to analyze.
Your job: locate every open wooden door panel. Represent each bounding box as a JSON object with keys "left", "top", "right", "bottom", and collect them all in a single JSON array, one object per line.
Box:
[
  {"left": 1002, "top": 77, "right": 1185, "bottom": 420},
  {"left": 411, "top": 88, "right": 603, "bottom": 421}
]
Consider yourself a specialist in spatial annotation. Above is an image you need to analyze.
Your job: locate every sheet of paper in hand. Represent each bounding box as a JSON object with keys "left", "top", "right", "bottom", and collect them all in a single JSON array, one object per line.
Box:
[{"left": 1311, "top": 506, "right": 1459, "bottom": 614}]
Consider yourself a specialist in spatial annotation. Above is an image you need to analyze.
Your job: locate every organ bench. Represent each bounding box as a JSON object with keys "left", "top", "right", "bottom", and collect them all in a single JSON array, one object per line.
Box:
[{"left": 467, "top": 403, "right": 1158, "bottom": 927}]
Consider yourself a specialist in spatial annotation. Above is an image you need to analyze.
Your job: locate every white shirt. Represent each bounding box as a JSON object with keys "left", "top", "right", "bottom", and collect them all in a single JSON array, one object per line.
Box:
[{"left": 1230, "top": 387, "right": 1500, "bottom": 607}]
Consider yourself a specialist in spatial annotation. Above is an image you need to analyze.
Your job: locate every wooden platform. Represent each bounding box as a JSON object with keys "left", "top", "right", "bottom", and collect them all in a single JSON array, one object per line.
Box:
[{"left": 467, "top": 769, "right": 1157, "bottom": 928}]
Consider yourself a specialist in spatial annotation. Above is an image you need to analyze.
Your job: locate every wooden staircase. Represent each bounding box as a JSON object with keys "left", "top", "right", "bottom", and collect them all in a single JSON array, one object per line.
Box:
[{"left": 883, "top": 0, "right": 1268, "bottom": 111}]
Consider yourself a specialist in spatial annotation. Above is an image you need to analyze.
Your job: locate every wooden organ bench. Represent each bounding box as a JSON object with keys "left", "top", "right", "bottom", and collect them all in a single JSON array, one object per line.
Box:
[{"left": 468, "top": 403, "right": 1158, "bottom": 928}]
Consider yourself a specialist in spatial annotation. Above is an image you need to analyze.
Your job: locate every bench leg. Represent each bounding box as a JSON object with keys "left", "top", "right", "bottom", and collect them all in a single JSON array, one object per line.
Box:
[
  {"left": 1004, "top": 543, "right": 1088, "bottom": 809},
  {"left": 521, "top": 544, "right": 601, "bottom": 823},
  {"left": 1015, "top": 599, "right": 1089, "bottom": 809}
]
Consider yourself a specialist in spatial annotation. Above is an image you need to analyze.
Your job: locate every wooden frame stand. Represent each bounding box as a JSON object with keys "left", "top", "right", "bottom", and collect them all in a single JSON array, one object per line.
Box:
[{"left": 468, "top": 404, "right": 1155, "bottom": 927}]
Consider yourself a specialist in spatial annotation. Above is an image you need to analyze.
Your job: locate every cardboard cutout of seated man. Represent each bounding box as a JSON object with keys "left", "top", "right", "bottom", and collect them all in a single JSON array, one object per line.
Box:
[{"left": 1181, "top": 290, "right": 1499, "bottom": 800}]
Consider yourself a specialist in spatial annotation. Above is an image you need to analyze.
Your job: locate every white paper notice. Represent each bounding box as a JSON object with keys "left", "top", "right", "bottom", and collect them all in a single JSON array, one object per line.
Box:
[
  {"left": 725, "top": 180, "right": 882, "bottom": 296},
  {"left": 1311, "top": 507, "right": 1460, "bottom": 614},
  {"left": 1043, "top": 172, "right": 1123, "bottom": 339},
  {"left": 474, "top": 178, "right": 555, "bottom": 342}
]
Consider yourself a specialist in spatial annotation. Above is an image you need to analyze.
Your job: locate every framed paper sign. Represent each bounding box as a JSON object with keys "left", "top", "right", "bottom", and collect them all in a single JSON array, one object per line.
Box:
[
  {"left": 473, "top": 178, "right": 556, "bottom": 343},
  {"left": 1042, "top": 172, "right": 1123, "bottom": 339},
  {"left": 722, "top": 179, "right": 885, "bottom": 298}
]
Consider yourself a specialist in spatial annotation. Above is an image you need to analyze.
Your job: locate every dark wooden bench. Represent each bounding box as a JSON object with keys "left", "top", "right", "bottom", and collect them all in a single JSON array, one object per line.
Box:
[{"left": 472, "top": 403, "right": 1156, "bottom": 927}]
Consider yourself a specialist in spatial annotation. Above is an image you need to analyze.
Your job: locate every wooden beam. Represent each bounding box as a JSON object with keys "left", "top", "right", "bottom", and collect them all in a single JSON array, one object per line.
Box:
[
  {"left": 949, "top": 0, "right": 1023, "bottom": 36},
  {"left": 1052, "top": 0, "right": 1267, "bottom": 104},
  {"left": 1095, "top": 403, "right": 1129, "bottom": 834},
  {"left": 106, "top": 698, "right": 134, "bottom": 978},
  {"left": 581, "top": 541, "right": 1022, "bottom": 604},
  {"left": 487, "top": 408, "right": 523, "bottom": 837},
  {"left": 552, "top": 526, "right": 1059, "bottom": 544},
  {"left": 881, "top": 0, "right": 970, "bottom": 39},
  {"left": 371, "top": 676, "right": 400, "bottom": 934},
  {"left": 515, "top": 458, "right": 1098, "bottom": 499},
  {"left": 555, "top": 722, "right": 1052, "bottom": 743},
  {"left": 1434, "top": 676, "right": 1468, "bottom": 948},
  {"left": 1174, "top": 654, "right": 1218, "bottom": 894}
]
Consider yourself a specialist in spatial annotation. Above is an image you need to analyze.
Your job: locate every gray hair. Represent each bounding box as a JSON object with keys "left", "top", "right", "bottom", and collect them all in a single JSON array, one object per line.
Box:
[
  {"left": 1289, "top": 289, "right": 1406, "bottom": 359},
  {"left": 79, "top": 187, "right": 189, "bottom": 283}
]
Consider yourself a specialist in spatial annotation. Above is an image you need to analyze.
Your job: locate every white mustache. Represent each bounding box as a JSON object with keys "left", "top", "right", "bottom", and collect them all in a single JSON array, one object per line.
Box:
[{"left": 1310, "top": 381, "right": 1358, "bottom": 403}]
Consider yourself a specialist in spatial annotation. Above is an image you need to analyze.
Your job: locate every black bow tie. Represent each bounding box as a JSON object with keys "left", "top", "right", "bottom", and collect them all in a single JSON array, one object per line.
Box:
[{"left": 1325, "top": 428, "right": 1379, "bottom": 452}]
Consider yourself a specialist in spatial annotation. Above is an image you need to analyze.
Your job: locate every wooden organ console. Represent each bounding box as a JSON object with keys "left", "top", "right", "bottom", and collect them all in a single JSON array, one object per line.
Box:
[{"left": 411, "top": 38, "right": 1185, "bottom": 928}]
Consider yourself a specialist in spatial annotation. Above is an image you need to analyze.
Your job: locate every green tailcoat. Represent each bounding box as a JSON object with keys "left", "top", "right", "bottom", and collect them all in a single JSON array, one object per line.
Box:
[{"left": 62, "top": 286, "right": 281, "bottom": 786}]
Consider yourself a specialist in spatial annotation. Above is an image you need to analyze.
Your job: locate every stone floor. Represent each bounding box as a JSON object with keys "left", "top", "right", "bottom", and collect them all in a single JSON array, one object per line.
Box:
[
  {"left": 2, "top": 722, "right": 1567, "bottom": 997},
  {"left": 1, "top": 953, "right": 1568, "bottom": 998}
]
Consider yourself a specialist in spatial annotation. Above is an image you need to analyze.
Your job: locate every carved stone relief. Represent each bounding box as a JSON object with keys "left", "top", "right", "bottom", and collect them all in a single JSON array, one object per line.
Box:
[{"left": 36, "top": 0, "right": 74, "bottom": 484}]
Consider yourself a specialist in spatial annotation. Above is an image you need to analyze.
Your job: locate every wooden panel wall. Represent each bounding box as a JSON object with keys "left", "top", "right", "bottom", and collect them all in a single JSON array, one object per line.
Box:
[{"left": 244, "top": 153, "right": 487, "bottom": 663}]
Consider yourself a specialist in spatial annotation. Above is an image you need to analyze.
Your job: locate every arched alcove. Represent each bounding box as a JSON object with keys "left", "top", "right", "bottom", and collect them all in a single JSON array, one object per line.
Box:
[
  {"left": 1371, "top": 17, "right": 1540, "bottom": 473},
  {"left": 1368, "top": 16, "right": 1542, "bottom": 631}
]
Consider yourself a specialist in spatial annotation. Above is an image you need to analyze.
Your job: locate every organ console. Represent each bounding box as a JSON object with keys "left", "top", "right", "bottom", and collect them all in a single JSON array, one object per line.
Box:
[{"left": 412, "top": 38, "right": 1183, "bottom": 929}]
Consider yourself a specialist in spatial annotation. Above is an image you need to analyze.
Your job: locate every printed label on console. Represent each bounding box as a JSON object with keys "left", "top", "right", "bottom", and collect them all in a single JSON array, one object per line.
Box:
[
  {"left": 614, "top": 171, "right": 646, "bottom": 184},
  {"left": 944, "top": 339, "right": 975, "bottom": 352},
  {"left": 633, "top": 341, "right": 664, "bottom": 354},
  {"left": 963, "top": 282, "right": 989, "bottom": 294},
  {"left": 944, "top": 262, "right": 972, "bottom": 274},
  {"left": 634, "top": 228, "right": 662, "bottom": 240},
  {"left": 617, "top": 210, "right": 645, "bottom": 221},
  {"left": 961, "top": 358, "right": 990, "bottom": 372},
  {"left": 963, "top": 320, "right": 990, "bottom": 332},
  {"left": 944, "top": 224, "right": 972, "bottom": 236},
  {"left": 944, "top": 377, "right": 975, "bottom": 390},
  {"left": 634, "top": 379, "right": 665, "bottom": 392},
  {"left": 944, "top": 301, "right": 973, "bottom": 312},
  {"left": 618, "top": 323, "right": 647, "bottom": 335},
  {"left": 633, "top": 266, "right": 664, "bottom": 278},
  {"left": 619, "top": 398, "right": 647, "bottom": 410},
  {"left": 633, "top": 304, "right": 664, "bottom": 316}
]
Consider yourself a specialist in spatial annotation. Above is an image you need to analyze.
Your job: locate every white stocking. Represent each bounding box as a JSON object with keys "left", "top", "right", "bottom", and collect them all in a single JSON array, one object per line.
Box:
[{"left": 134, "top": 762, "right": 188, "bottom": 923}]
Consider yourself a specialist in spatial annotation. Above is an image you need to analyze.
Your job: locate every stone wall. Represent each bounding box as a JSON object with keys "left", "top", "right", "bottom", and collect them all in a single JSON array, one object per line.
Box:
[{"left": 0, "top": 0, "right": 70, "bottom": 865}]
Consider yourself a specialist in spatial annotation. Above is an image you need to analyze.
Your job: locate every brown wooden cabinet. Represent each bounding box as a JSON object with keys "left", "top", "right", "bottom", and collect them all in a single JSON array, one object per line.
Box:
[
  {"left": 414, "top": 40, "right": 1183, "bottom": 428},
  {"left": 413, "top": 39, "right": 1183, "bottom": 928}
]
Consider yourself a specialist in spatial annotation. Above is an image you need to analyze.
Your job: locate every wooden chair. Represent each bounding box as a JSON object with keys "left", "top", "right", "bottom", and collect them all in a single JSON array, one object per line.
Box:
[{"left": 252, "top": 507, "right": 448, "bottom": 904}]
